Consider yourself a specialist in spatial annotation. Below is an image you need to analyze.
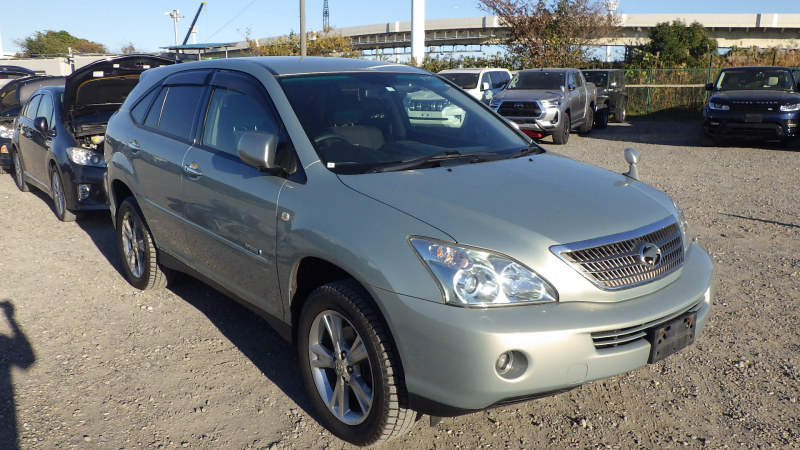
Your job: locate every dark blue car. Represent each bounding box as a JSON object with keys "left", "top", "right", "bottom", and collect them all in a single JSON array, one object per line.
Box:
[
  {"left": 702, "top": 66, "right": 800, "bottom": 147},
  {"left": 10, "top": 56, "right": 172, "bottom": 221}
]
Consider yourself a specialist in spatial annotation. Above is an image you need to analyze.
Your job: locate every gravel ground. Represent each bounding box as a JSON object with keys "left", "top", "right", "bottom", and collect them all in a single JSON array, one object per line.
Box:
[{"left": 1, "top": 121, "right": 799, "bottom": 450}]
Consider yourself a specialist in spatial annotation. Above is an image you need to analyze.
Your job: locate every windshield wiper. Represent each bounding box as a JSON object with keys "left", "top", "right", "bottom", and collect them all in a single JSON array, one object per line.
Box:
[{"left": 366, "top": 150, "right": 465, "bottom": 173}]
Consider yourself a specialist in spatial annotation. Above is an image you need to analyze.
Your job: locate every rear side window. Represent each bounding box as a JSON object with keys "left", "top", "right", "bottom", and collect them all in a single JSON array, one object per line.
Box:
[
  {"left": 130, "top": 87, "right": 159, "bottom": 124},
  {"left": 155, "top": 86, "right": 204, "bottom": 140}
]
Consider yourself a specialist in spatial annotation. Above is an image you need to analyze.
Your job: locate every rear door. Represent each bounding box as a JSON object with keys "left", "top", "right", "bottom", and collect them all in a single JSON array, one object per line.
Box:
[
  {"left": 180, "top": 70, "right": 288, "bottom": 318},
  {"left": 127, "top": 70, "right": 211, "bottom": 261}
]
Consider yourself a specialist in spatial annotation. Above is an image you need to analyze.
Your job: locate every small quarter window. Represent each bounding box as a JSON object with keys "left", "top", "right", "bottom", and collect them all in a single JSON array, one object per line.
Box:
[{"left": 131, "top": 87, "right": 159, "bottom": 124}]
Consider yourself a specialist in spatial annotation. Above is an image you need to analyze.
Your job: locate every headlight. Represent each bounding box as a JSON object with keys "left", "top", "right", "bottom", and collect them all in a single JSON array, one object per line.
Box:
[
  {"left": 540, "top": 99, "right": 561, "bottom": 108},
  {"left": 780, "top": 103, "right": 800, "bottom": 112},
  {"left": 0, "top": 125, "right": 13, "bottom": 139},
  {"left": 409, "top": 237, "right": 558, "bottom": 307},
  {"left": 708, "top": 103, "right": 730, "bottom": 111},
  {"left": 672, "top": 199, "right": 691, "bottom": 254},
  {"left": 489, "top": 98, "right": 502, "bottom": 109},
  {"left": 66, "top": 147, "right": 106, "bottom": 167}
]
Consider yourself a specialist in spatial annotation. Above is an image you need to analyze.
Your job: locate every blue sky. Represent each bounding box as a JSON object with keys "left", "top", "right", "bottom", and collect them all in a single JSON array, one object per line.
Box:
[{"left": 1, "top": 0, "right": 799, "bottom": 54}]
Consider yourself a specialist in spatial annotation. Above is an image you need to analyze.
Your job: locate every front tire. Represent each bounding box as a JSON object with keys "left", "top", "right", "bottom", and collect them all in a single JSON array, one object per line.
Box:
[
  {"left": 12, "top": 149, "right": 29, "bottom": 192},
  {"left": 298, "top": 280, "right": 416, "bottom": 446},
  {"left": 552, "top": 113, "right": 571, "bottom": 145},
  {"left": 614, "top": 100, "right": 627, "bottom": 123},
  {"left": 116, "top": 198, "right": 172, "bottom": 290},
  {"left": 50, "top": 167, "right": 78, "bottom": 222},
  {"left": 700, "top": 131, "right": 715, "bottom": 147}
]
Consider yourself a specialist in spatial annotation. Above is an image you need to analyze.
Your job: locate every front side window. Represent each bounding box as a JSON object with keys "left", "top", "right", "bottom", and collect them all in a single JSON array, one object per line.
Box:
[
  {"left": 279, "top": 72, "right": 532, "bottom": 174},
  {"left": 23, "top": 95, "right": 41, "bottom": 120},
  {"left": 35, "top": 93, "right": 54, "bottom": 128},
  {"left": 202, "top": 86, "right": 281, "bottom": 156}
]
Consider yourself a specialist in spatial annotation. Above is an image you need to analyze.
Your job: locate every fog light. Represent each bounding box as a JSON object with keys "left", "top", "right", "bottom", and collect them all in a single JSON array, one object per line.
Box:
[
  {"left": 0, "top": 144, "right": 7, "bottom": 154},
  {"left": 78, "top": 184, "right": 91, "bottom": 200},
  {"left": 787, "top": 120, "right": 797, "bottom": 128},
  {"left": 495, "top": 350, "right": 528, "bottom": 379}
]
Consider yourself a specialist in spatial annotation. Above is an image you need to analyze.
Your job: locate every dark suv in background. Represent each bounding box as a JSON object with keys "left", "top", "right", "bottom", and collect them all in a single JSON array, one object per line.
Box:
[
  {"left": 702, "top": 66, "right": 800, "bottom": 147},
  {"left": 581, "top": 69, "right": 628, "bottom": 127}
]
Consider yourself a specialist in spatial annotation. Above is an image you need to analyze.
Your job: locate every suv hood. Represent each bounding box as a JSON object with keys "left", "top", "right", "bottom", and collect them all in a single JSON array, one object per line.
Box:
[
  {"left": 338, "top": 153, "right": 675, "bottom": 259},
  {"left": 63, "top": 55, "right": 174, "bottom": 124},
  {"left": 710, "top": 90, "right": 800, "bottom": 105},
  {"left": 495, "top": 89, "right": 563, "bottom": 102}
]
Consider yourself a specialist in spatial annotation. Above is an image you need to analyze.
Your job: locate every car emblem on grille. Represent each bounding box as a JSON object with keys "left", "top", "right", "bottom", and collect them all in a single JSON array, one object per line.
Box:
[
  {"left": 638, "top": 243, "right": 662, "bottom": 267},
  {"left": 514, "top": 103, "right": 524, "bottom": 109}
]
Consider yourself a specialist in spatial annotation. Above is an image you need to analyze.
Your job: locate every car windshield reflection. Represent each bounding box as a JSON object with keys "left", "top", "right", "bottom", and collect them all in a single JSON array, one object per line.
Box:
[{"left": 277, "top": 72, "right": 532, "bottom": 174}]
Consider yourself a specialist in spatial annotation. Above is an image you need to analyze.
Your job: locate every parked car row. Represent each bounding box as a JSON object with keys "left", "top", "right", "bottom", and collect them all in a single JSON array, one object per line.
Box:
[{"left": 5, "top": 56, "right": 714, "bottom": 447}]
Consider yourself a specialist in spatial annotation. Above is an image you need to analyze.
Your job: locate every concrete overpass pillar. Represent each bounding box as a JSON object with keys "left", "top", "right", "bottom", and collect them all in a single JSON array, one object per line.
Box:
[{"left": 411, "top": 0, "right": 424, "bottom": 66}]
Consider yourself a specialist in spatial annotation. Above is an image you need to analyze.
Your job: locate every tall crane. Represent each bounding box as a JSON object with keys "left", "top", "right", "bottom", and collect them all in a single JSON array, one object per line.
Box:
[
  {"left": 182, "top": 1, "right": 207, "bottom": 46},
  {"left": 323, "top": 0, "right": 330, "bottom": 30}
]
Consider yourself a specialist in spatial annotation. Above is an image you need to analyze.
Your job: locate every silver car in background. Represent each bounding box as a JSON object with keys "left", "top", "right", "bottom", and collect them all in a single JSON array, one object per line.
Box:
[{"left": 104, "top": 57, "right": 714, "bottom": 446}]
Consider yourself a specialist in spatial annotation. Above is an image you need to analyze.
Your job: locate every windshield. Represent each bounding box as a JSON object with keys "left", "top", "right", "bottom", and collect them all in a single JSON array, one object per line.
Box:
[
  {"left": 715, "top": 69, "right": 796, "bottom": 91},
  {"left": 506, "top": 72, "right": 564, "bottom": 90},
  {"left": 582, "top": 71, "right": 607, "bottom": 88},
  {"left": 439, "top": 72, "right": 479, "bottom": 90},
  {"left": 278, "top": 72, "right": 532, "bottom": 174}
]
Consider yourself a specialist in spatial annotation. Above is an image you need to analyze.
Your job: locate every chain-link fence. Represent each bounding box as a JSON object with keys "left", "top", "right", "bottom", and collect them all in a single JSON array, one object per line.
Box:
[{"left": 625, "top": 68, "right": 722, "bottom": 115}]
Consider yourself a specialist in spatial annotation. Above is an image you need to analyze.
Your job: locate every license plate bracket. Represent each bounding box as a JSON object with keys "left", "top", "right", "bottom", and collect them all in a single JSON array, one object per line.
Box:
[
  {"left": 647, "top": 312, "right": 697, "bottom": 363},
  {"left": 744, "top": 114, "right": 763, "bottom": 123}
]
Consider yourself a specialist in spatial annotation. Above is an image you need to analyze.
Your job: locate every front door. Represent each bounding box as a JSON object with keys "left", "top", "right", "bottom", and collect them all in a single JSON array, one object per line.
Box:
[{"left": 180, "top": 70, "right": 287, "bottom": 318}]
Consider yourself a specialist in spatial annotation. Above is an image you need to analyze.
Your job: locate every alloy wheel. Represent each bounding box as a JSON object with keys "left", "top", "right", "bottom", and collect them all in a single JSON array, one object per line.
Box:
[
  {"left": 121, "top": 210, "right": 146, "bottom": 279},
  {"left": 308, "top": 310, "right": 374, "bottom": 426},
  {"left": 51, "top": 170, "right": 66, "bottom": 217}
]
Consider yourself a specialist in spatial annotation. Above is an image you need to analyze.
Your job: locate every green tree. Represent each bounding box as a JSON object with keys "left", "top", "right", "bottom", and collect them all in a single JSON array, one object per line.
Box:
[
  {"left": 14, "top": 30, "right": 107, "bottom": 56},
  {"left": 243, "top": 27, "right": 361, "bottom": 58},
  {"left": 479, "top": 0, "right": 622, "bottom": 68},
  {"left": 640, "top": 20, "right": 717, "bottom": 67}
]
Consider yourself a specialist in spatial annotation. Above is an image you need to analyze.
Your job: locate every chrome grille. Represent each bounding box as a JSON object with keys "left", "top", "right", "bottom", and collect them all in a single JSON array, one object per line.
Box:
[
  {"left": 591, "top": 300, "right": 702, "bottom": 349},
  {"left": 551, "top": 217, "right": 684, "bottom": 290}
]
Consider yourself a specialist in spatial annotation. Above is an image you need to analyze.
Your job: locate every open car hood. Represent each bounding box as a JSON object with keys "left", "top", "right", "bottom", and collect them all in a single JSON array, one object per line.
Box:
[{"left": 63, "top": 55, "right": 174, "bottom": 124}]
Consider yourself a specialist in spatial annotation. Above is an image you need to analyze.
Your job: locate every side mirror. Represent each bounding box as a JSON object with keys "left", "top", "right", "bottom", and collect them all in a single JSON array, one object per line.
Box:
[
  {"left": 568, "top": 83, "right": 576, "bottom": 91},
  {"left": 622, "top": 147, "right": 640, "bottom": 181},
  {"left": 481, "top": 82, "right": 491, "bottom": 92},
  {"left": 34, "top": 116, "right": 49, "bottom": 133},
  {"left": 704, "top": 82, "right": 714, "bottom": 91},
  {"left": 610, "top": 81, "right": 618, "bottom": 89},
  {"left": 237, "top": 131, "right": 279, "bottom": 170}
]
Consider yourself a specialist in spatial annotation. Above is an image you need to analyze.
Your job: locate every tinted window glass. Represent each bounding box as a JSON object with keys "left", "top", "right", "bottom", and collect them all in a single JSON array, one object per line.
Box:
[
  {"left": 439, "top": 73, "right": 479, "bottom": 90},
  {"left": 35, "top": 93, "right": 54, "bottom": 128},
  {"left": 131, "top": 87, "right": 158, "bottom": 124},
  {"left": 489, "top": 72, "right": 506, "bottom": 89},
  {"left": 157, "top": 85, "right": 204, "bottom": 140},
  {"left": 507, "top": 72, "right": 563, "bottom": 90},
  {"left": 143, "top": 87, "right": 167, "bottom": 129},
  {"left": 202, "top": 87, "right": 281, "bottom": 156},
  {"left": 24, "top": 95, "right": 41, "bottom": 120}
]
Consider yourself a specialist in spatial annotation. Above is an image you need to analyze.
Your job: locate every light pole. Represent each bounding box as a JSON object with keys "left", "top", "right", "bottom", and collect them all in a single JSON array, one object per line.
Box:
[
  {"left": 165, "top": 10, "right": 184, "bottom": 48},
  {"left": 300, "top": 0, "right": 306, "bottom": 57},
  {"left": 411, "top": 0, "right": 425, "bottom": 66},
  {"left": 603, "top": 1, "right": 619, "bottom": 63}
]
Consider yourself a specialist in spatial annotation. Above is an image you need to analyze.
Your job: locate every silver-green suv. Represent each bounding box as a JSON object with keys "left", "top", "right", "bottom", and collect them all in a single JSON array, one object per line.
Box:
[{"left": 104, "top": 57, "right": 714, "bottom": 446}]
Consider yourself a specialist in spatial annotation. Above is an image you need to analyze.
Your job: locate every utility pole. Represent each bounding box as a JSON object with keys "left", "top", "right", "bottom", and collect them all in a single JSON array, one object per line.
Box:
[
  {"left": 603, "top": 1, "right": 619, "bottom": 63},
  {"left": 165, "top": 9, "right": 184, "bottom": 48},
  {"left": 411, "top": 0, "right": 424, "bottom": 66},
  {"left": 323, "top": 0, "right": 330, "bottom": 30},
  {"left": 300, "top": 0, "right": 306, "bottom": 57}
]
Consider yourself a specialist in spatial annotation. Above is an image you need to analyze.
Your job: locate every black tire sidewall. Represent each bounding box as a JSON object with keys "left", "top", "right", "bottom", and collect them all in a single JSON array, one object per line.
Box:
[
  {"left": 596, "top": 109, "right": 609, "bottom": 129},
  {"left": 297, "top": 284, "right": 390, "bottom": 446},
  {"left": 12, "top": 149, "right": 28, "bottom": 192},
  {"left": 116, "top": 199, "right": 155, "bottom": 290}
]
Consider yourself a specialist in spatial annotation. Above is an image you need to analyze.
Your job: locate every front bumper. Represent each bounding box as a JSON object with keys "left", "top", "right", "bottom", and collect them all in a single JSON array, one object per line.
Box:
[
  {"left": 501, "top": 107, "right": 560, "bottom": 136},
  {"left": 61, "top": 162, "right": 108, "bottom": 211},
  {"left": 0, "top": 139, "right": 12, "bottom": 169},
  {"left": 372, "top": 242, "right": 714, "bottom": 415},
  {"left": 703, "top": 110, "right": 798, "bottom": 140}
]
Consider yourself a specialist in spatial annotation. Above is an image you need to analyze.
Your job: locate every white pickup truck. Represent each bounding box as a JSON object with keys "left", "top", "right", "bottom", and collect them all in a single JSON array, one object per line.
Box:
[{"left": 490, "top": 68, "right": 597, "bottom": 145}]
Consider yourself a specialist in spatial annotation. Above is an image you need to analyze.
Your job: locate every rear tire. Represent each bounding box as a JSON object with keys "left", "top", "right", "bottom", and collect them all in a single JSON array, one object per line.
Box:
[
  {"left": 12, "top": 149, "right": 29, "bottom": 192},
  {"left": 552, "top": 113, "right": 571, "bottom": 145},
  {"left": 700, "top": 131, "right": 715, "bottom": 147},
  {"left": 614, "top": 100, "right": 627, "bottom": 123},
  {"left": 116, "top": 198, "right": 172, "bottom": 290},
  {"left": 594, "top": 108, "right": 609, "bottom": 129},
  {"left": 298, "top": 280, "right": 416, "bottom": 446},
  {"left": 50, "top": 167, "right": 78, "bottom": 222}
]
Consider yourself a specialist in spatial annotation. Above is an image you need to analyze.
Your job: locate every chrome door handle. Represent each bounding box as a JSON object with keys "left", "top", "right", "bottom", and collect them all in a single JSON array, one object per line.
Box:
[
  {"left": 183, "top": 163, "right": 202, "bottom": 177},
  {"left": 129, "top": 140, "right": 141, "bottom": 153}
]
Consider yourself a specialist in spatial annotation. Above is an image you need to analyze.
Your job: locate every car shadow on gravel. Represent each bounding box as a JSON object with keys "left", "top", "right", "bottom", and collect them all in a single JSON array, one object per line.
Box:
[
  {"left": 167, "top": 276, "right": 314, "bottom": 414},
  {"left": 581, "top": 122, "right": 704, "bottom": 148}
]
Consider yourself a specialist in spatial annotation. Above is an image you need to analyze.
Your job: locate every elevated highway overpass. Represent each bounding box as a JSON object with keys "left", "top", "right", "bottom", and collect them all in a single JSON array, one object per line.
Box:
[{"left": 315, "top": 13, "right": 800, "bottom": 54}]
